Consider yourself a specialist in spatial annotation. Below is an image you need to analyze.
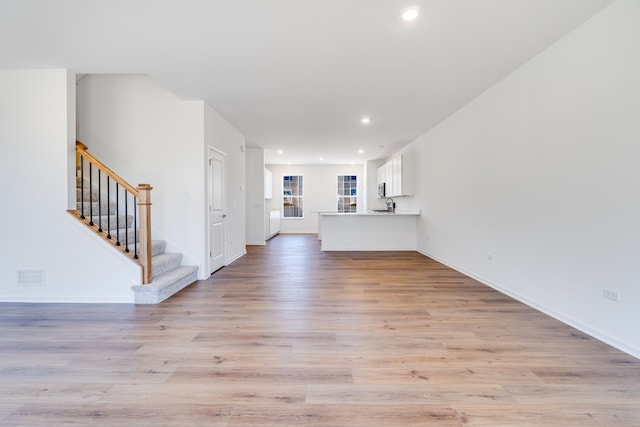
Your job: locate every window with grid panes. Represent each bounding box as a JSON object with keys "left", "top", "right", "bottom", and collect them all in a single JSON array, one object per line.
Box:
[
  {"left": 282, "top": 175, "right": 303, "bottom": 218},
  {"left": 337, "top": 175, "right": 357, "bottom": 213}
]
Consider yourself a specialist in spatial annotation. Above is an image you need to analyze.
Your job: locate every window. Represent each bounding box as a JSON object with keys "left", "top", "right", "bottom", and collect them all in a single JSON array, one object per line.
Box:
[
  {"left": 283, "top": 175, "right": 303, "bottom": 218},
  {"left": 337, "top": 175, "right": 357, "bottom": 213}
]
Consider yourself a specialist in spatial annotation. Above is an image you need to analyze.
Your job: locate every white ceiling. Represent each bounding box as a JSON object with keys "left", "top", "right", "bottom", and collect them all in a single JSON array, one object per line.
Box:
[{"left": 0, "top": 0, "right": 614, "bottom": 164}]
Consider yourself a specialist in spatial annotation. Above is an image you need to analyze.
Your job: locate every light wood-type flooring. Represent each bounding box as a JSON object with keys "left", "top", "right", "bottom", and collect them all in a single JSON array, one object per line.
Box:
[{"left": 1, "top": 234, "right": 639, "bottom": 426}]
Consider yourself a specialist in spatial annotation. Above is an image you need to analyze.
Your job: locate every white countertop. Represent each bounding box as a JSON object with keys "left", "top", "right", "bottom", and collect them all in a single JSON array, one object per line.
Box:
[{"left": 320, "top": 209, "right": 420, "bottom": 216}]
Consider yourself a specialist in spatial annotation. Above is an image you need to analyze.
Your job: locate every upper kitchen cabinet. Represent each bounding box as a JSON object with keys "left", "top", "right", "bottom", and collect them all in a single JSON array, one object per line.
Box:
[
  {"left": 264, "top": 168, "right": 273, "bottom": 199},
  {"left": 377, "top": 154, "right": 414, "bottom": 197}
]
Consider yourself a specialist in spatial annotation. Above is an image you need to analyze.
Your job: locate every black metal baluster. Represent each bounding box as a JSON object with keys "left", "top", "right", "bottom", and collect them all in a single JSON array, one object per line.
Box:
[
  {"left": 88, "top": 163, "right": 94, "bottom": 226},
  {"left": 97, "top": 170, "right": 103, "bottom": 232},
  {"left": 115, "top": 183, "right": 121, "bottom": 247},
  {"left": 106, "top": 177, "right": 112, "bottom": 239},
  {"left": 80, "top": 155, "right": 85, "bottom": 219},
  {"left": 124, "top": 192, "right": 129, "bottom": 253},
  {"left": 134, "top": 196, "right": 139, "bottom": 259}
]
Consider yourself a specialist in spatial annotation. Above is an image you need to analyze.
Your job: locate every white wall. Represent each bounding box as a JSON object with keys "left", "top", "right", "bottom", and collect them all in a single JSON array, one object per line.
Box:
[
  {"left": 204, "top": 103, "right": 247, "bottom": 266},
  {"left": 0, "top": 69, "right": 139, "bottom": 303},
  {"left": 366, "top": 159, "right": 387, "bottom": 210},
  {"left": 77, "top": 74, "right": 207, "bottom": 276},
  {"left": 266, "top": 164, "right": 364, "bottom": 234},
  {"left": 393, "top": 0, "right": 640, "bottom": 357},
  {"left": 245, "top": 147, "right": 266, "bottom": 245}
]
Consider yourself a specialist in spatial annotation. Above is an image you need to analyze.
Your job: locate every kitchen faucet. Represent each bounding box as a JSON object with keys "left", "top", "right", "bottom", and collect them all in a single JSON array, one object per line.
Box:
[{"left": 385, "top": 198, "right": 395, "bottom": 213}]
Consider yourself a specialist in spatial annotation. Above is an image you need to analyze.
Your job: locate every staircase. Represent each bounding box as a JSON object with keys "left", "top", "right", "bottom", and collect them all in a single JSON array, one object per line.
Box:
[{"left": 71, "top": 143, "right": 198, "bottom": 304}]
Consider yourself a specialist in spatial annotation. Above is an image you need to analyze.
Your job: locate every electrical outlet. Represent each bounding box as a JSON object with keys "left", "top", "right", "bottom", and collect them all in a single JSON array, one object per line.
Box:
[{"left": 603, "top": 288, "right": 619, "bottom": 302}]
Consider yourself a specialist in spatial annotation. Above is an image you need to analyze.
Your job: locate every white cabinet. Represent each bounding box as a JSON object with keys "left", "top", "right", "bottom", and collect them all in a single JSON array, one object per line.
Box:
[
  {"left": 391, "top": 156, "right": 401, "bottom": 197},
  {"left": 265, "top": 210, "right": 280, "bottom": 240},
  {"left": 385, "top": 161, "right": 393, "bottom": 195},
  {"left": 377, "top": 154, "right": 413, "bottom": 197},
  {"left": 377, "top": 166, "right": 385, "bottom": 191},
  {"left": 270, "top": 210, "right": 280, "bottom": 236},
  {"left": 264, "top": 169, "right": 273, "bottom": 199}
]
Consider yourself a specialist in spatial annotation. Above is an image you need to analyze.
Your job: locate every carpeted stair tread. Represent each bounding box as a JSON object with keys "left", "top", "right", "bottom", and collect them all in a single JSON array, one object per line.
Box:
[
  {"left": 109, "top": 228, "right": 139, "bottom": 244},
  {"left": 152, "top": 252, "right": 183, "bottom": 278},
  {"left": 131, "top": 265, "right": 198, "bottom": 304},
  {"left": 84, "top": 214, "right": 133, "bottom": 230},
  {"left": 151, "top": 240, "right": 166, "bottom": 257},
  {"left": 77, "top": 201, "right": 116, "bottom": 216},
  {"left": 76, "top": 188, "right": 100, "bottom": 200},
  {"left": 96, "top": 235, "right": 164, "bottom": 256}
]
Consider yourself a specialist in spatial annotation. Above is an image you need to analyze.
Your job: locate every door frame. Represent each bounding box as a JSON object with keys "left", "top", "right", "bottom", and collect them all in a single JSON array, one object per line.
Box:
[{"left": 207, "top": 146, "right": 226, "bottom": 275}]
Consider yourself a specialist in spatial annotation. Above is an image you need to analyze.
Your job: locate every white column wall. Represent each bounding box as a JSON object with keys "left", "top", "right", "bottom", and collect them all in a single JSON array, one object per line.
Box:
[
  {"left": 366, "top": 159, "right": 386, "bottom": 210},
  {"left": 245, "top": 147, "right": 266, "bottom": 245},
  {"left": 0, "top": 69, "right": 139, "bottom": 303},
  {"left": 393, "top": 0, "right": 640, "bottom": 357},
  {"left": 204, "top": 103, "right": 247, "bottom": 265}
]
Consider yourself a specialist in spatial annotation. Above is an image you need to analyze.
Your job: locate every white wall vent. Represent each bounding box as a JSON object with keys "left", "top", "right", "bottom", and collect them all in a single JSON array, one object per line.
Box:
[{"left": 17, "top": 269, "right": 46, "bottom": 286}]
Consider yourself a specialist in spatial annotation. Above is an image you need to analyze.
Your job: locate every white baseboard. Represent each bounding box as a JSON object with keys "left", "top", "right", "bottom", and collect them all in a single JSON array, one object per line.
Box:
[
  {"left": 0, "top": 296, "right": 133, "bottom": 304},
  {"left": 322, "top": 246, "right": 416, "bottom": 251},
  {"left": 226, "top": 249, "right": 247, "bottom": 265}
]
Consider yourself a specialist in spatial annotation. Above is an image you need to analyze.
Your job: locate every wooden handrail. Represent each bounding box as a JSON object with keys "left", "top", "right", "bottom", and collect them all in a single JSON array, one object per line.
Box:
[
  {"left": 72, "top": 140, "right": 153, "bottom": 285},
  {"left": 76, "top": 142, "right": 139, "bottom": 195},
  {"left": 75, "top": 141, "right": 87, "bottom": 170}
]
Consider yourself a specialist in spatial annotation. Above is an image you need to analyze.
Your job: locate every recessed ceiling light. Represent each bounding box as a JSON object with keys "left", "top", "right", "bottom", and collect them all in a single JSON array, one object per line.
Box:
[
  {"left": 287, "top": 161, "right": 291, "bottom": 165},
  {"left": 277, "top": 149, "right": 283, "bottom": 154},
  {"left": 319, "top": 157, "right": 324, "bottom": 161},
  {"left": 402, "top": 7, "right": 419, "bottom": 21},
  {"left": 358, "top": 149, "right": 364, "bottom": 154},
  {"left": 361, "top": 117, "right": 371, "bottom": 124}
]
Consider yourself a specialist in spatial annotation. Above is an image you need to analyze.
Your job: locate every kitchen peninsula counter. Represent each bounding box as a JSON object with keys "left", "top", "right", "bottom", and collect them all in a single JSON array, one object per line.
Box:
[{"left": 319, "top": 210, "right": 420, "bottom": 251}]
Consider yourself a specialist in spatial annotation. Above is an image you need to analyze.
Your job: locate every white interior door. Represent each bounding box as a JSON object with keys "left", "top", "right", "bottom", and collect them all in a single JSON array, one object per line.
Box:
[{"left": 208, "top": 148, "right": 225, "bottom": 274}]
